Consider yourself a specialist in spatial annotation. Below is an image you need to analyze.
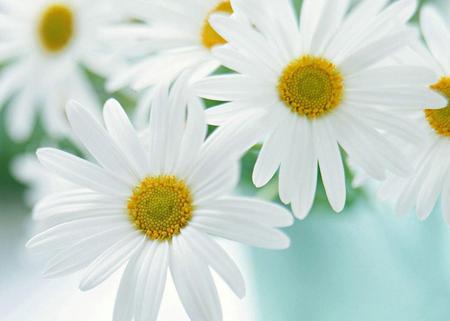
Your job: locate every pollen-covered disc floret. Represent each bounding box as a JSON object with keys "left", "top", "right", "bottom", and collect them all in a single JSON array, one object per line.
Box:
[
  {"left": 127, "top": 175, "right": 193, "bottom": 241},
  {"left": 38, "top": 3, "right": 74, "bottom": 53},
  {"left": 201, "top": 1, "right": 233, "bottom": 49},
  {"left": 278, "top": 55, "right": 344, "bottom": 119},
  {"left": 425, "top": 77, "right": 450, "bottom": 137}
]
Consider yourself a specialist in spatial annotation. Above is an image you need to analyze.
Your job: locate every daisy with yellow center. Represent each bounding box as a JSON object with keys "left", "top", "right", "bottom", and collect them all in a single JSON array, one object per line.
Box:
[
  {"left": 380, "top": 6, "right": 450, "bottom": 224},
  {"left": 27, "top": 78, "right": 292, "bottom": 321},
  {"left": 194, "top": 0, "right": 446, "bottom": 219},
  {"left": 0, "top": 0, "right": 117, "bottom": 141},
  {"left": 105, "top": 0, "right": 235, "bottom": 93}
]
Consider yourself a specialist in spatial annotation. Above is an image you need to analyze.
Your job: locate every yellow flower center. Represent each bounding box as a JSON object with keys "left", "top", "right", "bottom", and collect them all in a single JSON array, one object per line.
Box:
[
  {"left": 425, "top": 77, "right": 450, "bottom": 137},
  {"left": 38, "top": 3, "right": 74, "bottom": 53},
  {"left": 201, "top": 1, "right": 233, "bottom": 49},
  {"left": 127, "top": 176, "right": 193, "bottom": 241},
  {"left": 278, "top": 55, "right": 344, "bottom": 119}
]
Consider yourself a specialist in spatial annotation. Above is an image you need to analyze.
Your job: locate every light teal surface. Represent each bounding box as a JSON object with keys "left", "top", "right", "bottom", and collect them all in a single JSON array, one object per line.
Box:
[{"left": 249, "top": 198, "right": 450, "bottom": 320}]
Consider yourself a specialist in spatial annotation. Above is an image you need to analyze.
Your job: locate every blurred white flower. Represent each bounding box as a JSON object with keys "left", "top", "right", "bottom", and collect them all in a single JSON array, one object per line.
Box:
[
  {"left": 11, "top": 153, "right": 73, "bottom": 207},
  {"left": 27, "top": 79, "right": 292, "bottom": 321},
  {"left": 194, "top": 0, "right": 445, "bottom": 219},
  {"left": 380, "top": 5, "right": 450, "bottom": 224},
  {"left": 0, "top": 0, "right": 118, "bottom": 141},
  {"left": 106, "top": 0, "right": 237, "bottom": 93}
]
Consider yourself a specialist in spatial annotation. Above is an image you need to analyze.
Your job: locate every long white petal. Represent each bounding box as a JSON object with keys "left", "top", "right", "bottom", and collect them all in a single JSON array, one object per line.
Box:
[
  {"left": 191, "top": 215, "right": 290, "bottom": 249},
  {"left": 79, "top": 232, "right": 145, "bottom": 291},
  {"left": 43, "top": 226, "right": 133, "bottom": 277},
  {"left": 136, "top": 242, "right": 169, "bottom": 321},
  {"left": 420, "top": 6, "right": 450, "bottom": 74},
  {"left": 171, "top": 237, "right": 222, "bottom": 321},
  {"left": 27, "top": 216, "right": 129, "bottom": 252},
  {"left": 184, "top": 227, "right": 245, "bottom": 298},
  {"left": 175, "top": 96, "right": 207, "bottom": 176},
  {"left": 416, "top": 144, "right": 447, "bottom": 220},
  {"left": 290, "top": 121, "right": 318, "bottom": 220},
  {"left": 103, "top": 99, "right": 149, "bottom": 178},
  {"left": 198, "top": 196, "right": 293, "bottom": 227},
  {"left": 309, "top": 0, "right": 351, "bottom": 56},
  {"left": 338, "top": 29, "right": 415, "bottom": 75},
  {"left": 36, "top": 148, "right": 131, "bottom": 196},
  {"left": 313, "top": 119, "right": 346, "bottom": 212},
  {"left": 253, "top": 113, "right": 290, "bottom": 187}
]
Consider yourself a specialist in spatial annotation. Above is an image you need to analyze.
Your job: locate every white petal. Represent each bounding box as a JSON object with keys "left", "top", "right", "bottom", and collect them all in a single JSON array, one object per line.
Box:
[
  {"left": 416, "top": 145, "right": 448, "bottom": 220},
  {"left": 148, "top": 84, "right": 170, "bottom": 174},
  {"left": 171, "top": 236, "right": 222, "bottom": 321},
  {"left": 103, "top": 99, "right": 149, "bottom": 178},
  {"left": 175, "top": 96, "right": 207, "bottom": 176},
  {"left": 136, "top": 242, "right": 169, "bottom": 321},
  {"left": 275, "top": 116, "right": 296, "bottom": 204},
  {"left": 345, "top": 66, "right": 438, "bottom": 90},
  {"left": 346, "top": 87, "right": 446, "bottom": 110},
  {"left": 36, "top": 148, "right": 131, "bottom": 196},
  {"left": 313, "top": 119, "right": 346, "bottom": 212},
  {"left": 162, "top": 73, "right": 191, "bottom": 173},
  {"left": 183, "top": 227, "right": 245, "bottom": 298},
  {"left": 309, "top": 0, "right": 351, "bottom": 56},
  {"left": 192, "top": 161, "right": 240, "bottom": 205},
  {"left": 300, "top": 0, "right": 326, "bottom": 52},
  {"left": 194, "top": 74, "right": 273, "bottom": 102},
  {"left": 66, "top": 101, "right": 138, "bottom": 184},
  {"left": 396, "top": 147, "right": 436, "bottom": 215},
  {"left": 79, "top": 232, "right": 145, "bottom": 291},
  {"left": 338, "top": 29, "right": 415, "bottom": 75},
  {"left": 27, "top": 216, "right": 129, "bottom": 252},
  {"left": 253, "top": 113, "right": 290, "bottom": 187},
  {"left": 289, "top": 121, "right": 318, "bottom": 220},
  {"left": 43, "top": 226, "right": 133, "bottom": 278},
  {"left": 198, "top": 196, "right": 293, "bottom": 227},
  {"left": 113, "top": 255, "right": 139, "bottom": 321},
  {"left": 191, "top": 214, "right": 290, "bottom": 249},
  {"left": 420, "top": 6, "right": 450, "bottom": 74},
  {"left": 33, "top": 189, "right": 124, "bottom": 220},
  {"left": 331, "top": 111, "right": 386, "bottom": 180},
  {"left": 344, "top": 110, "right": 411, "bottom": 177},
  {"left": 325, "top": 0, "right": 388, "bottom": 59},
  {"left": 211, "top": 44, "right": 276, "bottom": 79},
  {"left": 5, "top": 84, "right": 36, "bottom": 141},
  {"left": 209, "top": 14, "right": 284, "bottom": 73}
]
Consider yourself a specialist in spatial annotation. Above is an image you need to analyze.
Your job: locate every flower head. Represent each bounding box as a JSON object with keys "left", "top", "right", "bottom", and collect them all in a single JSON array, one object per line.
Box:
[
  {"left": 380, "top": 5, "right": 450, "bottom": 223},
  {"left": 0, "top": 0, "right": 117, "bottom": 140},
  {"left": 106, "top": 0, "right": 237, "bottom": 92},
  {"left": 27, "top": 77, "right": 292, "bottom": 321},
  {"left": 195, "top": 0, "right": 446, "bottom": 219}
]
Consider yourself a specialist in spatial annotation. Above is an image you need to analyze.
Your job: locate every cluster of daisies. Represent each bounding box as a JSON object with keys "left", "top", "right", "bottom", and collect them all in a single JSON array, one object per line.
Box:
[{"left": 3, "top": 0, "right": 450, "bottom": 320}]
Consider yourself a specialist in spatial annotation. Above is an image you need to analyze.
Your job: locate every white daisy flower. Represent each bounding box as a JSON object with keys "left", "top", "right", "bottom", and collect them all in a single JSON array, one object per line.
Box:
[
  {"left": 26, "top": 79, "right": 292, "bottom": 321},
  {"left": 0, "top": 0, "right": 117, "bottom": 141},
  {"left": 106, "top": 0, "right": 238, "bottom": 92},
  {"left": 194, "top": 0, "right": 446, "bottom": 219},
  {"left": 380, "top": 6, "right": 450, "bottom": 224}
]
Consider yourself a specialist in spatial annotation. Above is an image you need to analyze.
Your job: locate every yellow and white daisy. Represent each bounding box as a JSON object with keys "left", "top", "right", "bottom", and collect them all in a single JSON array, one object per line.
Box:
[
  {"left": 26, "top": 80, "right": 292, "bottom": 321},
  {"left": 194, "top": 0, "right": 446, "bottom": 219},
  {"left": 380, "top": 6, "right": 450, "bottom": 223},
  {"left": 106, "top": 0, "right": 238, "bottom": 92},
  {"left": 0, "top": 0, "right": 116, "bottom": 140}
]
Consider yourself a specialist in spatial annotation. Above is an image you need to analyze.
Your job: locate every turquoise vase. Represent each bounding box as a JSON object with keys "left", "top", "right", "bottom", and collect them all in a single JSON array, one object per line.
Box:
[{"left": 247, "top": 199, "right": 450, "bottom": 321}]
